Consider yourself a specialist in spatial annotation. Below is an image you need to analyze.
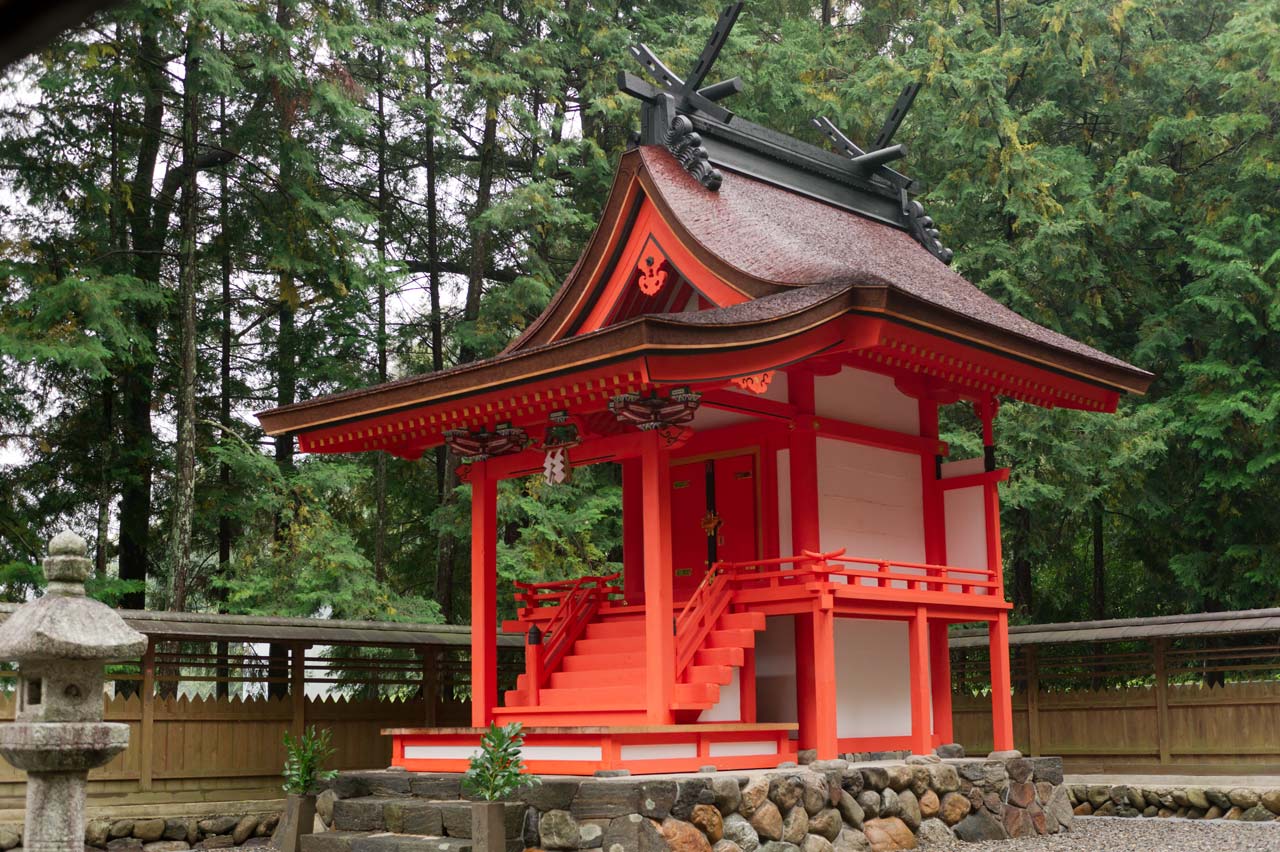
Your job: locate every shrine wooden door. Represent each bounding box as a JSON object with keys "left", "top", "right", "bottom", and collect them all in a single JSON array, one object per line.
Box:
[{"left": 670, "top": 453, "right": 759, "bottom": 599}]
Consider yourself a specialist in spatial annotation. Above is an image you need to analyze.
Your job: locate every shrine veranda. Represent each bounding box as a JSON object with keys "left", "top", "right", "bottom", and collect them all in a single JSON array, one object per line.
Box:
[{"left": 257, "top": 2, "right": 1152, "bottom": 777}]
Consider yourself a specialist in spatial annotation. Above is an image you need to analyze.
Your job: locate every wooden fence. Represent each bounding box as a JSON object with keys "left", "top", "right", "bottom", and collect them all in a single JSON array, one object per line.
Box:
[
  {"left": 0, "top": 640, "right": 519, "bottom": 810},
  {"left": 952, "top": 636, "right": 1280, "bottom": 774}
]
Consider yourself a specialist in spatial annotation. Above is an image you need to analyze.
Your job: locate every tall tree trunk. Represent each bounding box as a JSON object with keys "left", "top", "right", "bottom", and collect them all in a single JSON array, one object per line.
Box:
[
  {"left": 439, "top": 94, "right": 500, "bottom": 623},
  {"left": 1012, "top": 507, "right": 1032, "bottom": 615},
  {"left": 119, "top": 23, "right": 169, "bottom": 611},
  {"left": 460, "top": 96, "right": 498, "bottom": 360},
  {"left": 169, "top": 23, "right": 201, "bottom": 614},
  {"left": 215, "top": 38, "right": 234, "bottom": 699},
  {"left": 422, "top": 37, "right": 456, "bottom": 621},
  {"left": 1091, "top": 495, "right": 1105, "bottom": 621},
  {"left": 269, "top": 0, "right": 297, "bottom": 699},
  {"left": 373, "top": 0, "right": 389, "bottom": 583},
  {"left": 95, "top": 380, "right": 113, "bottom": 577}
]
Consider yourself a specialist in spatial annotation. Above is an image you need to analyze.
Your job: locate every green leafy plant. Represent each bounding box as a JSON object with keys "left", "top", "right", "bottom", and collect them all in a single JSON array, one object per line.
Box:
[
  {"left": 462, "top": 722, "right": 539, "bottom": 801},
  {"left": 282, "top": 726, "right": 339, "bottom": 795}
]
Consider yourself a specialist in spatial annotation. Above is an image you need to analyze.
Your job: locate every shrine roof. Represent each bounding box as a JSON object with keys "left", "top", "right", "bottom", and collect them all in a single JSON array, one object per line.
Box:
[
  {"left": 257, "top": 2, "right": 1152, "bottom": 446},
  {"left": 634, "top": 146, "right": 1139, "bottom": 374}
]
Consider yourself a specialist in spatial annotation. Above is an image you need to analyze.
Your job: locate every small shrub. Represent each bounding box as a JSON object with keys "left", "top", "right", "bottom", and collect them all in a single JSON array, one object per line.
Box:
[
  {"left": 462, "top": 722, "right": 539, "bottom": 801},
  {"left": 282, "top": 725, "right": 339, "bottom": 795}
]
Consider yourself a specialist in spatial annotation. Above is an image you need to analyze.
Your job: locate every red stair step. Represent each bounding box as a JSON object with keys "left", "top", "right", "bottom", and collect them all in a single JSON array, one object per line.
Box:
[
  {"left": 549, "top": 667, "right": 645, "bottom": 689},
  {"left": 572, "top": 636, "right": 640, "bottom": 655},
  {"left": 561, "top": 652, "right": 647, "bottom": 671},
  {"left": 718, "top": 611, "right": 766, "bottom": 632},
  {"left": 695, "top": 647, "right": 744, "bottom": 667},
  {"left": 673, "top": 681, "right": 718, "bottom": 705},
  {"left": 533, "top": 685, "right": 645, "bottom": 707},
  {"left": 706, "top": 629, "right": 756, "bottom": 649},
  {"left": 686, "top": 664, "right": 734, "bottom": 686},
  {"left": 583, "top": 619, "right": 645, "bottom": 639}
]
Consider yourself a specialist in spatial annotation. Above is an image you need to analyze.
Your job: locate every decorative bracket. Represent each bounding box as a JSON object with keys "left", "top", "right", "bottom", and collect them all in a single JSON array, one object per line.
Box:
[
  {"left": 608, "top": 388, "right": 702, "bottom": 432},
  {"left": 636, "top": 244, "right": 670, "bottom": 295},
  {"left": 731, "top": 371, "right": 775, "bottom": 394},
  {"left": 443, "top": 423, "right": 528, "bottom": 461}
]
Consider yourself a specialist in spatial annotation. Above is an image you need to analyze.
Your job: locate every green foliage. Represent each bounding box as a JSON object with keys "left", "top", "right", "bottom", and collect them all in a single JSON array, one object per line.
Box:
[
  {"left": 282, "top": 725, "right": 338, "bottom": 795},
  {"left": 0, "top": 0, "right": 1277, "bottom": 632},
  {"left": 462, "top": 722, "right": 538, "bottom": 802}
]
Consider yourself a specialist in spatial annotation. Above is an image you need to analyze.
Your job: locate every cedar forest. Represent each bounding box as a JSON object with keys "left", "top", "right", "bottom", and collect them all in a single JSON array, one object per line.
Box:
[{"left": 0, "top": 0, "right": 1276, "bottom": 631}]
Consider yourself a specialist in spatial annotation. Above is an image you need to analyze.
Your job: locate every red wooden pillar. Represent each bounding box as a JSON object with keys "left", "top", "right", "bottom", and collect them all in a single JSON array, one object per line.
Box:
[
  {"left": 787, "top": 370, "right": 835, "bottom": 757},
  {"left": 621, "top": 457, "right": 644, "bottom": 604},
  {"left": 929, "top": 620, "right": 954, "bottom": 745},
  {"left": 976, "top": 395, "right": 1014, "bottom": 749},
  {"left": 908, "top": 606, "right": 932, "bottom": 755},
  {"left": 640, "top": 431, "right": 675, "bottom": 724},
  {"left": 918, "top": 399, "right": 947, "bottom": 575},
  {"left": 739, "top": 649, "right": 757, "bottom": 723},
  {"left": 469, "top": 462, "right": 498, "bottom": 727},
  {"left": 811, "top": 600, "right": 838, "bottom": 759},
  {"left": 989, "top": 612, "right": 1015, "bottom": 751}
]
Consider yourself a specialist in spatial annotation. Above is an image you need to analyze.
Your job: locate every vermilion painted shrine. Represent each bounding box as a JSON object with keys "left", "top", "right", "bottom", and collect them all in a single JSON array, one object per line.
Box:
[{"left": 258, "top": 4, "right": 1152, "bottom": 777}]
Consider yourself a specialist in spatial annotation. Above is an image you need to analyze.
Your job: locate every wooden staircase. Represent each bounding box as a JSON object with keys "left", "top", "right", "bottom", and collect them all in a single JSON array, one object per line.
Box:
[{"left": 497, "top": 605, "right": 764, "bottom": 724}]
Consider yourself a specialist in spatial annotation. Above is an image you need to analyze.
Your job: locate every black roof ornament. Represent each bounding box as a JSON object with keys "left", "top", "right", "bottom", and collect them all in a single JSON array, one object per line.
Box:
[
  {"left": 619, "top": 2, "right": 746, "bottom": 190},
  {"left": 618, "top": 3, "right": 954, "bottom": 263},
  {"left": 812, "top": 83, "right": 954, "bottom": 265}
]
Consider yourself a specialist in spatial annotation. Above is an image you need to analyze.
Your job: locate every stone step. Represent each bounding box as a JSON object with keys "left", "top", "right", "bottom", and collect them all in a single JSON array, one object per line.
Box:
[
  {"left": 330, "top": 798, "right": 527, "bottom": 844},
  {"left": 301, "top": 830, "right": 473, "bottom": 852}
]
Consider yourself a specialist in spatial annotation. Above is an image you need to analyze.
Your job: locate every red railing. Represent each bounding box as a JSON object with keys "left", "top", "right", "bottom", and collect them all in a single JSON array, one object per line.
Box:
[
  {"left": 673, "top": 565, "right": 733, "bottom": 679},
  {"left": 714, "top": 548, "right": 997, "bottom": 596},
  {"left": 514, "top": 573, "right": 622, "bottom": 621},
  {"left": 513, "top": 574, "right": 621, "bottom": 702}
]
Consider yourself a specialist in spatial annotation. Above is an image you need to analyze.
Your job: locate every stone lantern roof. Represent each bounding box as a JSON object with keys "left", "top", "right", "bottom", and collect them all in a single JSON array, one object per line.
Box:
[{"left": 0, "top": 531, "right": 146, "bottom": 662}]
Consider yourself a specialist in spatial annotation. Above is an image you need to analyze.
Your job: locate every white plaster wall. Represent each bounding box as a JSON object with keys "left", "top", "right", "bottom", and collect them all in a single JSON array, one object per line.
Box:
[
  {"left": 776, "top": 447, "right": 792, "bottom": 556},
  {"left": 690, "top": 405, "right": 754, "bottom": 430},
  {"left": 761, "top": 370, "right": 789, "bottom": 404},
  {"left": 835, "top": 618, "right": 914, "bottom": 739},
  {"left": 941, "top": 457, "right": 986, "bottom": 479},
  {"left": 816, "top": 439, "right": 925, "bottom": 578},
  {"left": 755, "top": 615, "right": 797, "bottom": 724},
  {"left": 814, "top": 368, "right": 919, "bottom": 434},
  {"left": 697, "top": 668, "right": 742, "bottom": 722},
  {"left": 943, "top": 460, "right": 990, "bottom": 594}
]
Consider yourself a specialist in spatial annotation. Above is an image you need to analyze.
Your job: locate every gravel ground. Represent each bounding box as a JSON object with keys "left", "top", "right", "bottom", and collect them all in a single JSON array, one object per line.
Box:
[{"left": 923, "top": 817, "right": 1280, "bottom": 852}]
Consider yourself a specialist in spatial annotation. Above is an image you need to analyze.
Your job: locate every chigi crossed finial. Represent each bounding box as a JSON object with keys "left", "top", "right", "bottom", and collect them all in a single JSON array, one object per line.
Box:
[
  {"left": 618, "top": 2, "right": 747, "bottom": 190},
  {"left": 619, "top": 2, "right": 954, "bottom": 265},
  {"left": 813, "top": 83, "right": 953, "bottom": 264}
]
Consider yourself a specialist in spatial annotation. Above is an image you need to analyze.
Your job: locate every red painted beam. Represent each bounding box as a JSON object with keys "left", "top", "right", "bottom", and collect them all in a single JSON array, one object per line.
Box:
[{"left": 814, "top": 415, "right": 947, "bottom": 457}]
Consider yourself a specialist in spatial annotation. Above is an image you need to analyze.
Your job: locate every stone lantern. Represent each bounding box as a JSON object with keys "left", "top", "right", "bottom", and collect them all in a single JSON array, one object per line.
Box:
[{"left": 0, "top": 532, "right": 148, "bottom": 852}]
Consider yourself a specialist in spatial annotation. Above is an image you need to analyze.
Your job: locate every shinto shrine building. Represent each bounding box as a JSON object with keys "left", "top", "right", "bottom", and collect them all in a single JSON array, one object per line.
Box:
[{"left": 257, "top": 4, "right": 1152, "bottom": 776}]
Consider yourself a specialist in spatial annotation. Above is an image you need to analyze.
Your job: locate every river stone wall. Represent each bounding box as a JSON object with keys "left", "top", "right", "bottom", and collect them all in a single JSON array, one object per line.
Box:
[
  {"left": 1069, "top": 782, "right": 1280, "bottom": 822},
  {"left": 319, "top": 749, "right": 1071, "bottom": 850},
  {"left": 0, "top": 811, "right": 281, "bottom": 852}
]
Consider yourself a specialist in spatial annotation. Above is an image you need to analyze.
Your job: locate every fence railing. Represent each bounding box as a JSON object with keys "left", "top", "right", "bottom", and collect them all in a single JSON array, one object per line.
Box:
[
  {"left": 952, "top": 636, "right": 1280, "bottom": 772},
  {"left": 0, "top": 638, "right": 521, "bottom": 810}
]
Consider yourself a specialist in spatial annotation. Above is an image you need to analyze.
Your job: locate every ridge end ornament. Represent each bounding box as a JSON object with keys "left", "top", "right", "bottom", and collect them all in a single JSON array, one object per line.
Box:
[
  {"left": 902, "top": 190, "right": 953, "bottom": 265},
  {"left": 618, "top": 2, "right": 745, "bottom": 182},
  {"left": 811, "top": 82, "right": 954, "bottom": 265},
  {"left": 665, "top": 115, "right": 723, "bottom": 191}
]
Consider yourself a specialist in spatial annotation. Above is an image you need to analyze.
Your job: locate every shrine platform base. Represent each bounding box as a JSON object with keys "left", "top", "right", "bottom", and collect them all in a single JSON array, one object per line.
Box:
[{"left": 385, "top": 723, "right": 798, "bottom": 776}]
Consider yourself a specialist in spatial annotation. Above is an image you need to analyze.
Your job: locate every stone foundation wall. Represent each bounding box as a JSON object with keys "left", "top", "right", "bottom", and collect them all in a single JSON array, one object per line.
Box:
[
  {"left": 0, "top": 811, "right": 282, "bottom": 852},
  {"left": 319, "top": 748, "right": 1072, "bottom": 850},
  {"left": 1069, "top": 783, "right": 1280, "bottom": 822}
]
